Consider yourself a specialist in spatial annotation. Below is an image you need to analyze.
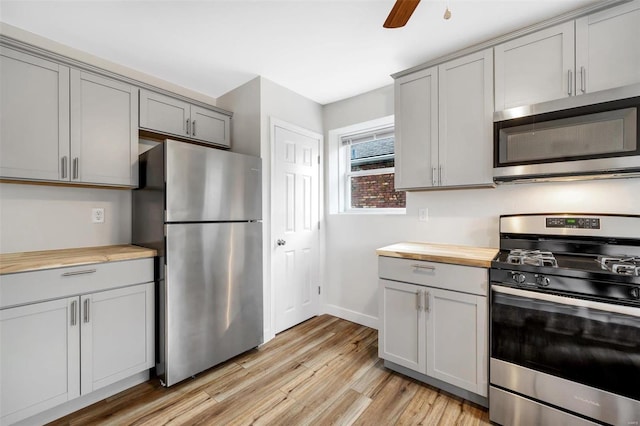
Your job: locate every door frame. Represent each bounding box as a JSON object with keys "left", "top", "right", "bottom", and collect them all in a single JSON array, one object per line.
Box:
[{"left": 268, "top": 117, "right": 324, "bottom": 340}]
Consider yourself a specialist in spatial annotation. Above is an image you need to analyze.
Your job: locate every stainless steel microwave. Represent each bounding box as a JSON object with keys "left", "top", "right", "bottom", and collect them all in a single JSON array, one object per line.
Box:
[{"left": 493, "top": 84, "right": 640, "bottom": 182}]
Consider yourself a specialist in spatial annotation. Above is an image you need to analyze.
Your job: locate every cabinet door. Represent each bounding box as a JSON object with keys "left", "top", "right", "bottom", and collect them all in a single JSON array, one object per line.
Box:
[
  {"left": 0, "top": 48, "right": 70, "bottom": 181},
  {"left": 394, "top": 67, "right": 438, "bottom": 190},
  {"left": 0, "top": 297, "right": 80, "bottom": 425},
  {"left": 80, "top": 282, "right": 154, "bottom": 394},
  {"left": 576, "top": 1, "right": 640, "bottom": 94},
  {"left": 71, "top": 70, "right": 138, "bottom": 186},
  {"left": 378, "top": 279, "right": 426, "bottom": 373},
  {"left": 494, "top": 21, "right": 575, "bottom": 111},
  {"left": 139, "top": 89, "right": 191, "bottom": 138},
  {"left": 191, "top": 105, "right": 231, "bottom": 148},
  {"left": 438, "top": 49, "right": 493, "bottom": 187},
  {"left": 425, "top": 288, "right": 487, "bottom": 396}
]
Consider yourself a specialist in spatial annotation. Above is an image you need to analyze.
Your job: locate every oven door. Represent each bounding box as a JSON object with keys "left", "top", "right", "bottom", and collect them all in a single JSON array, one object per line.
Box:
[{"left": 490, "top": 284, "right": 640, "bottom": 425}]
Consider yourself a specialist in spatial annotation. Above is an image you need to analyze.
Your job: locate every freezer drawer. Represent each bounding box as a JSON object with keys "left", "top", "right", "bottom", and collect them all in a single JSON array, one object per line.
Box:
[{"left": 161, "top": 222, "right": 263, "bottom": 386}]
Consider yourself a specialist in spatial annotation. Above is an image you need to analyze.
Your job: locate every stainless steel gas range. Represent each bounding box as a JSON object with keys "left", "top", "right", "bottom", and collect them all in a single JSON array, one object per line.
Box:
[{"left": 489, "top": 214, "right": 640, "bottom": 426}]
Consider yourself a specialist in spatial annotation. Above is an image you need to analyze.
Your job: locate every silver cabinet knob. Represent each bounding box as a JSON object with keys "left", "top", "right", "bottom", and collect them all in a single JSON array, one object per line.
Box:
[{"left": 276, "top": 239, "right": 286, "bottom": 246}]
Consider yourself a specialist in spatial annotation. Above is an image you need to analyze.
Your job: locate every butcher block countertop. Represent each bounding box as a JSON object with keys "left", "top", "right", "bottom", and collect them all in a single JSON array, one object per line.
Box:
[
  {"left": 0, "top": 245, "right": 157, "bottom": 275},
  {"left": 376, "top": 242, "right": 498, "bottom": 268}
]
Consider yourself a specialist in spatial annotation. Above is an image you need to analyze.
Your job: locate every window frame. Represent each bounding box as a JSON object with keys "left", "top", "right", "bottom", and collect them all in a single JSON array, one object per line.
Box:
[{"left": 335, "top": 116, "right": 406, "bottom": 214}]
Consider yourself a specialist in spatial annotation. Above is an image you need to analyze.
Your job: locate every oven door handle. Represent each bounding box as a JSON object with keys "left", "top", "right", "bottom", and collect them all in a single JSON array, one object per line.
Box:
[{"left": 492, "top": 285, "right": 640, "bottom": 318}]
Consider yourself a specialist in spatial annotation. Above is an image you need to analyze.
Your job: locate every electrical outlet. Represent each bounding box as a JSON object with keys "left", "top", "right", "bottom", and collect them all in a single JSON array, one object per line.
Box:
[
  {"left": 92, "top": 208, "right": 105, "bottom": 223},
  {"left": 418, "top": 208, "right": 429, "bottom": 222}
]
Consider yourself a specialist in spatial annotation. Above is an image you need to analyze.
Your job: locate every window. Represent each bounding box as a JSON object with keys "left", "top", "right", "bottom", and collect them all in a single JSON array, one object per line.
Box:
[{"left": 340, "top": 124, "right": 406, "bottom": 211}]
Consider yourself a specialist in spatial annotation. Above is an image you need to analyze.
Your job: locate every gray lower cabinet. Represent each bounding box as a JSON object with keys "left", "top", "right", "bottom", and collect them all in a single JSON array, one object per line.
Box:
[
  {"left": 0, "top": 259, "right": 154, "bottom": 426},
  {"left": 0, "top": 297, "right": 79, "bottom": 425},
  {"left": 139, "top": 89, "right": 231, "bottom": 148},
  {"left": 378, "top": 256, "right": 488, "bottom": 401},
  {"left": 0, "top": 46, "right": 139, "bottom": 187}
]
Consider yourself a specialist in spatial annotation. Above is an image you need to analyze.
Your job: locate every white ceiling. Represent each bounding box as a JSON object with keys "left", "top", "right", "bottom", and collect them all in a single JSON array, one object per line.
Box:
[{"left": 0, "top": 0, "right": 598, "bottom": 105}]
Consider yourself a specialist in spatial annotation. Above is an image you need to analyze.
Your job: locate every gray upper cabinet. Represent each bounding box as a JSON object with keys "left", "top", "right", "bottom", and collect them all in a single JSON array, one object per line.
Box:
[
  {"left": 438, "top": 49, "right": 493, "bottom": 187},
  {"left": 0, "top": 47, "right": 138, "bottom": 187},
  {"left": 71, "top": 70, "right": 138, "bottom": 187},
  {"left": 190, "top": 104, "right": 229, "bottom": 147},
  {"left": 494, "top": 22, "right": 575, "bottom": 111},
  {"left": 394, "top": 49, "right": 493, "bottom": 190},
  {"left": 575, "top": 0, "right": 640, "bottom": 94},
  {"left": 394, "top": 67, "right": 438, "bottom": 190},
  {"left": 139, "top": 90, "right": 190, "bottom": 138},
  {"left": 495, "top": 0, "right": 640, "bottom": 111},
  {"left": 140, "top": 89, "right": 231, "bottom": 148},
  {"left": 0, "top": 47, "right": 70, "bottom": 181}
]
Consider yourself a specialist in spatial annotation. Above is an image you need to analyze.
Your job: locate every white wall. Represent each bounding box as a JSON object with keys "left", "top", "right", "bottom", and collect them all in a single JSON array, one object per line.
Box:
[
  {"left": 322, "top": 85, "right": 640, "bottom": 329},
  {"left": 0, "top": 183, "right": 131, "bottom": 253},
  {"left": 217, "top": 76, "right": 323, "bottom": 341},
  {"left": 217, "top": 77, "right": 262, "bottom": 157}
]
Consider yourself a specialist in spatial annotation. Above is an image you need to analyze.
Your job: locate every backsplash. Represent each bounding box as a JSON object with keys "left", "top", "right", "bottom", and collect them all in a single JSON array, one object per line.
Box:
[{"left": 0, "top": 183, "right": 131, "bottom": 254}]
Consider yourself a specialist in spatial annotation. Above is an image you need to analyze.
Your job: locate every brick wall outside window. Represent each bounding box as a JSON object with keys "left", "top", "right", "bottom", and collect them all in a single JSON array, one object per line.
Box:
[{"left": 351, "top": 173, "right": 406, "bottom": 208}]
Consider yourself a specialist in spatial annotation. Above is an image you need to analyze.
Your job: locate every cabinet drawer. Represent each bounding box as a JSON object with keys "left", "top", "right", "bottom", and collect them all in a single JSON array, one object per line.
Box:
[
  {"left": 0, "top": 258, "right": 154, "bottom": 309},
  {"left": 378, "top": 256, "right": 488, "bottom": 296}
]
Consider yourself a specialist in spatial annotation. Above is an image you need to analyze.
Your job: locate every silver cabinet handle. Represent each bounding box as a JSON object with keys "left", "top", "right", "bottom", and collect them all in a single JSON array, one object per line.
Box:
[
  {"left": 70, "top": 300, "right": 77, "bottom": 326},
  {"left": 276, "top": 239, "right": 286, "bottom": 246},
  {"left": 72, "top": 157, "right": 79, "bottom": 180},
  {"left": 580, "top": 66, "right": 586, "bottom": 93},
  {"left": 186, "top": 118, "right": 191, "bottom": 135},
  {"left": 412, "top": 264, "right": 435, "bottom": 271},
  {"left": 567, "top": 69, "right": 573, "bottom": 96},
  {"left": 192, "top": 120, "right": 196, "bottom": 136},
  {"left": 61, "top": 156, "right": 68, "bottom": 179},
  {"left": 438, "top": 165, "right": 442, "bottom": 186},
  {"left": 432, "top": 167, "right": 437, "bottom": 186},
  {"left": 62, "top": 268, "right": 97, "bottom": 277},
  {"left": 424, "top": 291, "right": 430, "bottom": 312},
  {"left": 83, "top": 298, "right": 90, "bottom": 323},
  {"left": 416, "top": 290, "right": 422, "bottom": 311}
]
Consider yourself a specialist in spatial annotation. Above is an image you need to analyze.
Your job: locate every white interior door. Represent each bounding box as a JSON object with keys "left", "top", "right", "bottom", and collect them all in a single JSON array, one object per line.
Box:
[{"left": 272, "top": 120, "right": 321, "bottom": 334}]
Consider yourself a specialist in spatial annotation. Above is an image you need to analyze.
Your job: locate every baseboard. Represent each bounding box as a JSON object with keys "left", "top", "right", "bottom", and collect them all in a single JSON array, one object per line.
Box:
[
  {"left": 322, "top": 304, "right": 378, "bottom": 329},
  {"left": 13, "top": 371, "right": 150, "bottom": 426}
]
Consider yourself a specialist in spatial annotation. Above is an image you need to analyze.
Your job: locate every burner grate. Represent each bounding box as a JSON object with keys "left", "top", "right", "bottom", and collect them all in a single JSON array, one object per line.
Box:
[
  {"left": 596, "top": 256, "right": 640, "bottom": 277},
  {"left": 506, "top": 249, "right": 558, "bottom": 268}
]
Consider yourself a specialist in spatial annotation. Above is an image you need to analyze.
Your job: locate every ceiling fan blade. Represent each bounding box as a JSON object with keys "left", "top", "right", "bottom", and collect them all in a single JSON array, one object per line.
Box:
[{"left": 383, "top": 0, "right": 421, "bottom": 28}]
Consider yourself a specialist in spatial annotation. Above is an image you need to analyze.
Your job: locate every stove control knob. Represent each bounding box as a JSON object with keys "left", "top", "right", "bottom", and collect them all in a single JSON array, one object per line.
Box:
[
  {"left": 511, "top": 272, "right": 526, "bottom": 284},
  {"left": 537, "top": 275, "right": 551, "bottom": 287},
  {"left": 631, "top": 287, "right": 640, "bottom": 300}
]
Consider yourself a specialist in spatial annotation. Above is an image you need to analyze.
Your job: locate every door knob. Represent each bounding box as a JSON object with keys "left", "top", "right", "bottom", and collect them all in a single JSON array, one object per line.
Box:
[{"left": 276, "top": 239, "right": 286, "bottom": 246}]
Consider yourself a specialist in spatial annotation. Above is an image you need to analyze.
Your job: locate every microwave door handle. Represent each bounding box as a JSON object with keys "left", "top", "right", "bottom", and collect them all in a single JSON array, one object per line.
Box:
[{"left": 492, "top": 285, "right": 640, "bottom": 318}]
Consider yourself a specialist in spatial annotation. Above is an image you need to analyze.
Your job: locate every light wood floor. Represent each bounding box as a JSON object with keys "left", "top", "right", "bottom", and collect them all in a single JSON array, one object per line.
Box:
[{"left": 50, "top": 315, "right": 490, "bottom": 425}]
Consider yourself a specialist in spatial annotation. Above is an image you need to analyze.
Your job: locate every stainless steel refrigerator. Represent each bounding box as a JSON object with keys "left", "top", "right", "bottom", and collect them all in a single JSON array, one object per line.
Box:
[{"left": 133, "top": 139, "right": 263, "bottom": 387}]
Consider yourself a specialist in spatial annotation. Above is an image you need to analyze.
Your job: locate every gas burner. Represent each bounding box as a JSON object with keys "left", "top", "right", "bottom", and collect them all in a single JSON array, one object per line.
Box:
[
  {"left": 596, "top": 256, "right": 640, "bottom": 276},
  {"left": 506, "top": 249, "right": 558, "bottom": 267}
]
